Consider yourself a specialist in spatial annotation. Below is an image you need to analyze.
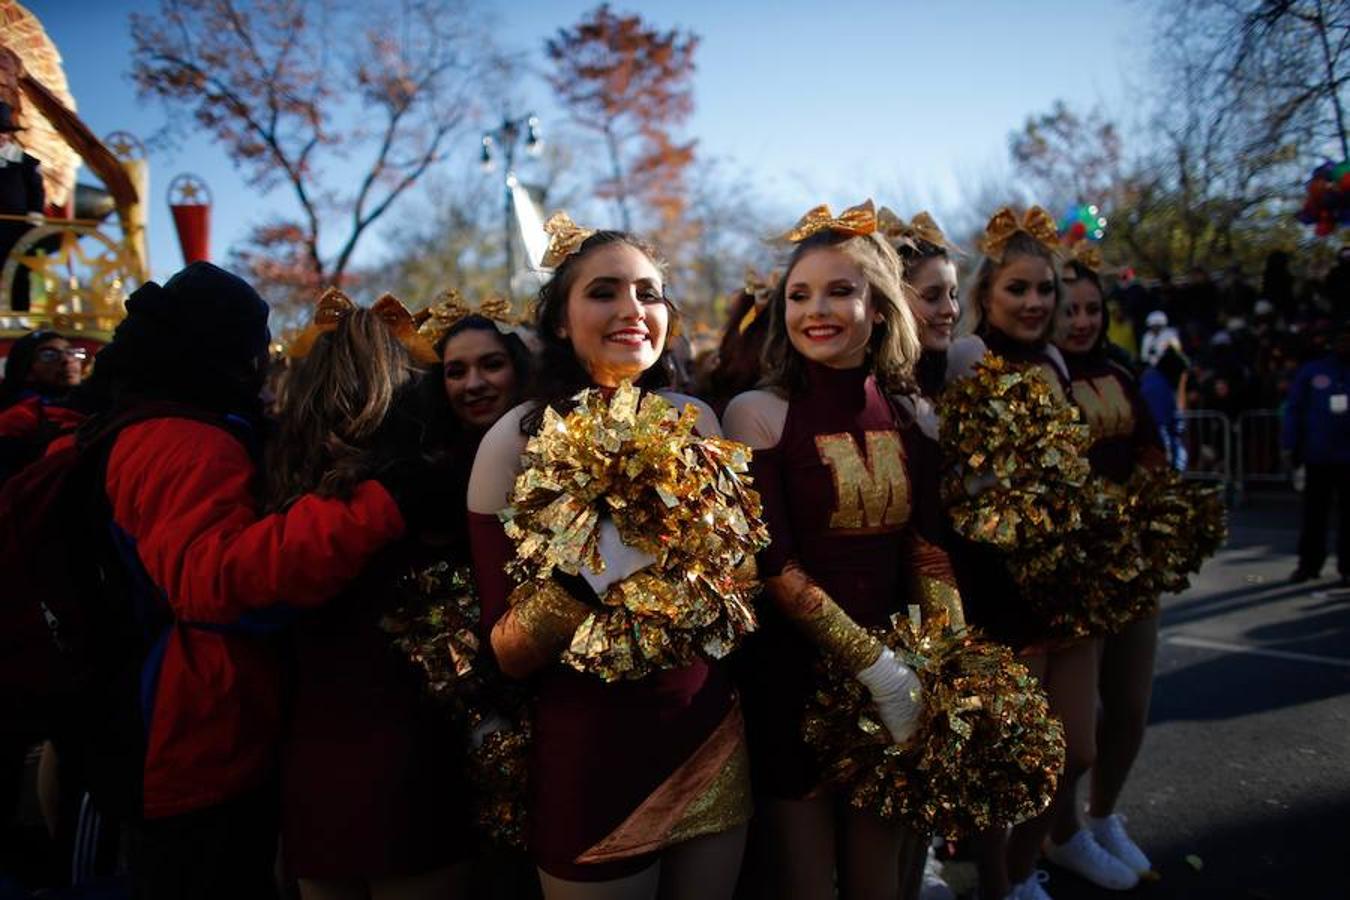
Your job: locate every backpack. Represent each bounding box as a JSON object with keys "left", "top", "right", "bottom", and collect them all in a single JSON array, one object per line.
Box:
[{"left": 0, "top": 404, "right": 230, "bottom": 819}]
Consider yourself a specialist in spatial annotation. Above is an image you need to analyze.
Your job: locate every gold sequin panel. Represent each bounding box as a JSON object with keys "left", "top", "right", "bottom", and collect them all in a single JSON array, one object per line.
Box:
[
  {"left": 575, "top": 702, "right": 753, "bottom": 863},
  {"left": 815, "top": 431, "right": 912, "bottom": 532},
  {"left": 1072, "top": 375, "right": 1134, "bottom": 441}
]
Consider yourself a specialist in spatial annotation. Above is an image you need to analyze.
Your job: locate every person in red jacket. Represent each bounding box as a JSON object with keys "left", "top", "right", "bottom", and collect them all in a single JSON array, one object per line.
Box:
[
  {"left": 69, "top": 262, "right": 420, "bottom": 900},
  {"left": 0, "top": 330, "right": 87, "bottom": 481}
]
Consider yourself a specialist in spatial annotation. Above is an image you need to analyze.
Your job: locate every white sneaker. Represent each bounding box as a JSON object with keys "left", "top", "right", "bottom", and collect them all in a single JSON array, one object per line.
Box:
[
  {"left": 1088, "top": 813, "right": 1153, "bottom": 875},
  {"left": 1009, "top": 869, "right": 1052, "bottom": 900},
  {"left": 1044, "top": 828, "right": 1140, "bottom": 890},
  {"left": 920, "top": 845, "right": 956, "bottom": 900}
]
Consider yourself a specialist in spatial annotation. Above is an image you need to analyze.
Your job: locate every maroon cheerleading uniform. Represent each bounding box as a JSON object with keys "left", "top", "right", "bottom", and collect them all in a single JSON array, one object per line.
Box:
[
  {"left": 468, "top": 394, "right": 749, "bottom": 882},
  {"left": 281, "top": 446, "right": 480, "bottom": 879},
  {"left": 1060, "top": 350, "right": 1166, "bottom": 484},
  {"left": 737, "top": 362, "right": 959, "bottom": 799}
]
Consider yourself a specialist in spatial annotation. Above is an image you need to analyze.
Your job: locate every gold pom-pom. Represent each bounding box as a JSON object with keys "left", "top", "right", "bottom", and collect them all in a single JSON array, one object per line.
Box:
[
  {"left": 502, "top": 382, "right": 769, "bottom": 680},
  {"left": 803, "top": 611, "right": 1065, "bottom": 837},
  {"left": 1128, "top": 465, "right": 1228, "bottom": 597},
  {"left": 941, "top": 358, "right": 1228, "bottom": 638},
  {"left": 941, "top": 356, "right": 1107, "bottom": 637},
  {"left": 467, "top": 724, "right": 531, "bottom": 850},
  {"left": 380, "top": 561, "right": 531, "bottom": 848}
]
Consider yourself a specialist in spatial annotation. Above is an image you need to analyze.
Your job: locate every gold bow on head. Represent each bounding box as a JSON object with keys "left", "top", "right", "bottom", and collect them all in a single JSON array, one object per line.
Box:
[
  {"left": 542, "top": 210, "right": 596, "bottom": 268},
  {"left": 287, "top": 288, "right": 357, "bottom": 359},
  {"left": 976, "top": 206, "right": 1061, "bottom": 262},
  {"left": 781, "top": 199, "right": 878, "bottom": 243},
  {"left": 416, "top": 289, "right": 520, "bottom": 348},
  {"left": 1067, "top": 241, "right": 1105, "bottom": 275},
  {"left": 736, "top": 269, "right": 779, "bottom": 335},
  {"left": 288, "top": 288, "right": 439, "bottom": 365},
  {"left": 878, "top": 207, "right": 956, "bottom": 254}
]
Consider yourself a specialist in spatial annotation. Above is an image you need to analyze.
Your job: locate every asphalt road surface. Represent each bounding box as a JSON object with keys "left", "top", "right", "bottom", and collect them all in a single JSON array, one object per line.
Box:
[{"left": 944, "top": 490, "right": 1350, "bottom": 900}]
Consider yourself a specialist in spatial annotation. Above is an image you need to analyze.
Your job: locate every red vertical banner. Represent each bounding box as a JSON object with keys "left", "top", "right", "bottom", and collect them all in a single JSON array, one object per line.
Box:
[{"left": 167, "top": 174, "right": 211, "bottom": 264}]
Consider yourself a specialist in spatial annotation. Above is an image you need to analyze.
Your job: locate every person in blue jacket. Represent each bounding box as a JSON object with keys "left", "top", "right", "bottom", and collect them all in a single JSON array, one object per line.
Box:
[
  {"left": 1282, "top": 320, "right": 1350, "bottom": 585},
  {"left": 1139, "top": 348, "right": 1189, "bottom": 471}
]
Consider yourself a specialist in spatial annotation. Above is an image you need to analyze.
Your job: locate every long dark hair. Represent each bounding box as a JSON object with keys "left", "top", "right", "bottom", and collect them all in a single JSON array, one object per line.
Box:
[
  {"left": 266, "top": 309, "right": 419, "bottom": 510},
  {"left": 521, "top": 230, "right": 679, "bottom": 435}
]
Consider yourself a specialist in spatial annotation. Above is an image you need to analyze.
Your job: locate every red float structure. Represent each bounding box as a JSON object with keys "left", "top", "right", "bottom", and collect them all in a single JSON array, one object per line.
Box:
[{"left": 167, "top": 173, "right": 211, "bottom": 264}]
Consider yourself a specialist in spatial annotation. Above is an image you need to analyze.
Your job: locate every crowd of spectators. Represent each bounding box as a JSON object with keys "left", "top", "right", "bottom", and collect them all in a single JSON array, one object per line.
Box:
[{"left": 1106, "top": 247, "right": 1350, "bottom": 418}]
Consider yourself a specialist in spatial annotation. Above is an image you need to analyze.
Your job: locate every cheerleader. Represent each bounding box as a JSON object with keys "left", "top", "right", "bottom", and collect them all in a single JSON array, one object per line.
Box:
[
  {"left": 271, "top": 301, "right": 474, "bottom": 900},
  {"left": 466, "top": 217, "right": 750, "bottom": 899},
  {"left": 1048, "top": 248, "right": 1166, "bottom": 882},
  {"left": 944, "top": 208, "right": 1135, "bottom": 898},
  {"left": 723, "top": 200, "right": 963, "bottom": 900},
  {"left": 882, "top": 210, "right": 960, "bottom": 400}
]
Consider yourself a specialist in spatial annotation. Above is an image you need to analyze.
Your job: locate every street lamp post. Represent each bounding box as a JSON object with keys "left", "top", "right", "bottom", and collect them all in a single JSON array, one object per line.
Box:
[{"left": 481, "top": 113, "right": 542, "bottom": 300}]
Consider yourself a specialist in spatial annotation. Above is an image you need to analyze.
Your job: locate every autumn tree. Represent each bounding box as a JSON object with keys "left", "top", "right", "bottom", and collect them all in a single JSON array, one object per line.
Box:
[
  {"left": 679, "top": 158, "right": 775, "bottom": 320},
  {"left": 1009, "top": 101, "right": 1124, "bottom": 209},
  {"left": 130, "top": 0, "right": 496, "bottom": 318},
  {"left": 544, "top": 4, "right": 698, "bottom": 232}
]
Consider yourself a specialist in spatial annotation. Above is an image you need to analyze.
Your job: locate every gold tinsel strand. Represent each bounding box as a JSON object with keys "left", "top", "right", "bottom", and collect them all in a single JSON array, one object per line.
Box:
[
  {"left": 379, "top": 560, "right": 530, "bottom": 848},
  {"left": 501, "top": 382, "right": 769, "bottom": 681},
  {"left": 802, "top": 611, "right": 1065, "bottom": 837}
]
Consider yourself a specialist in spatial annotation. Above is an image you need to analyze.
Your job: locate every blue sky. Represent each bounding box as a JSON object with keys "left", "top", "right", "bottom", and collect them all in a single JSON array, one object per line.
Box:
[{"left": 31, "top": 0, "right": 1147, "bottom": 281}]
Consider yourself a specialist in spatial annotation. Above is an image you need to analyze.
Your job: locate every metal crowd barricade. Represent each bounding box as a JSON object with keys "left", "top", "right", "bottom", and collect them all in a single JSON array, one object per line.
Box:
[
  {"left": 1177, "top": 410, "right": 1233, "bottom": 490},
  {"left": 1236, "top": 409, "right": 1291, "bottom": 494}
]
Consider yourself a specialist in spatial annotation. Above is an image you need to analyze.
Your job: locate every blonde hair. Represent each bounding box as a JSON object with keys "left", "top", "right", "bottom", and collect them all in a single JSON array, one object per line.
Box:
[
  {"left": 961, "top": 231, "right": 1063, "bottom": 340},
  {"left": 760, "top": 230, "right": 922, "bottom": 395}
]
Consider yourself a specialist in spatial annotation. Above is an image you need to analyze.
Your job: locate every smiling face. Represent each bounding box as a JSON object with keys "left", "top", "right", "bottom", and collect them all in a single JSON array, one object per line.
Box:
[
  {"left": 906, "top": 256, "right": 959, "bottom": 352},
  {"left": 983, "top": 253, "right": 1058, "bottom": 344},
  {"left": 441, "top": 326, "right": 519, "bottom": 430},
  {"left": 783, "top": 247, "right": 879, "bottom": 369},
  {"left": 1055, "top": 276, "right": 1105, "bottom": 354},
  {"left": 560, "top": 242, "right": 669, "bottom": 387}
]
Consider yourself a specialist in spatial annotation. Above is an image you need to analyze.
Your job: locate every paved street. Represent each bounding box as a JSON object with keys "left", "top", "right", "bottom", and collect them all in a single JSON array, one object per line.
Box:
[{"left": 959, "top": 490, "right": 1350, "bottom": 900}]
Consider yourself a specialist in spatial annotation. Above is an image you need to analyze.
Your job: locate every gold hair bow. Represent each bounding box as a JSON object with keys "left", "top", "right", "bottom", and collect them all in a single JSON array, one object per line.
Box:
[
  {"left": 736, "top": 268, "right": 779, "bottom": 335},
  {"left": 372, "top": 294, "right": 440, "bottom": 365},
  {"left": 287, "top": 288, "right": 357, "bottom": 359},
  {"left": 781, "top": 199, "right": 878, "bottom": 243},
  {"left": 878, "top": 207, "right": 957, "bottom": 253},
  {"left": 288, "top": 288, "right": 439, "bottom": 365},
  {"left": 1067, "top": 241, "right": 1105, "bottom": 275},
  {"left": 976, "top": 206, "right": 1061, "bottom": 262},
  {"left": 542, "top": 210, "right": 596, "bottom": 268},
  {"left": 416, "top": 289, "right": 520, "bottom": 347}
]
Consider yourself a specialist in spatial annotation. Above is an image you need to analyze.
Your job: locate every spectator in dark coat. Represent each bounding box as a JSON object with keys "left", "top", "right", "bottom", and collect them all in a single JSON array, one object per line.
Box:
[{"left": 1282, "top": 320, "right": 1350, "bottom": 585}]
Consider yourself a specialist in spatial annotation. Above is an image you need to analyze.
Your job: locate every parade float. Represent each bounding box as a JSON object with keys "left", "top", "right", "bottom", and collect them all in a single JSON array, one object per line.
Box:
[{"left": 0, "top": 2, "right": 207, "bottom": 363}]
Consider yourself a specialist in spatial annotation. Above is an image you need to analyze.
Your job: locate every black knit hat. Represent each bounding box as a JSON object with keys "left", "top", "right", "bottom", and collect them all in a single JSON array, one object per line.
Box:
[
  {"left": 124, "top": 261, "right": 271, "bottom": 364},
  {"left": 75, "top": 262, "right": 271, "bottom": 416}
]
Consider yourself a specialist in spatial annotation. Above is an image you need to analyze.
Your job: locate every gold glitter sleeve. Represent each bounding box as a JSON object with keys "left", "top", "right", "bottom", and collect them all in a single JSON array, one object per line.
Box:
[
  {"left": 906, "top": 534, "right": 966, "bottom": 629},
  {"left": 490, "top": 579, "right": 591, "bottom": 679},
  {"left": 765, "top": 563, "right": 883, "bottom": 672}
]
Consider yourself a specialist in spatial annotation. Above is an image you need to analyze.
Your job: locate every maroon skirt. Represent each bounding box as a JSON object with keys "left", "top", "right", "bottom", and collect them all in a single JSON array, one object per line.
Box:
[
  {"left": 280, "top": 579, "right": 473, "bottom": 879},
  {"left": 527, "top": 659, "right": 750, "bottom": 881}
]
